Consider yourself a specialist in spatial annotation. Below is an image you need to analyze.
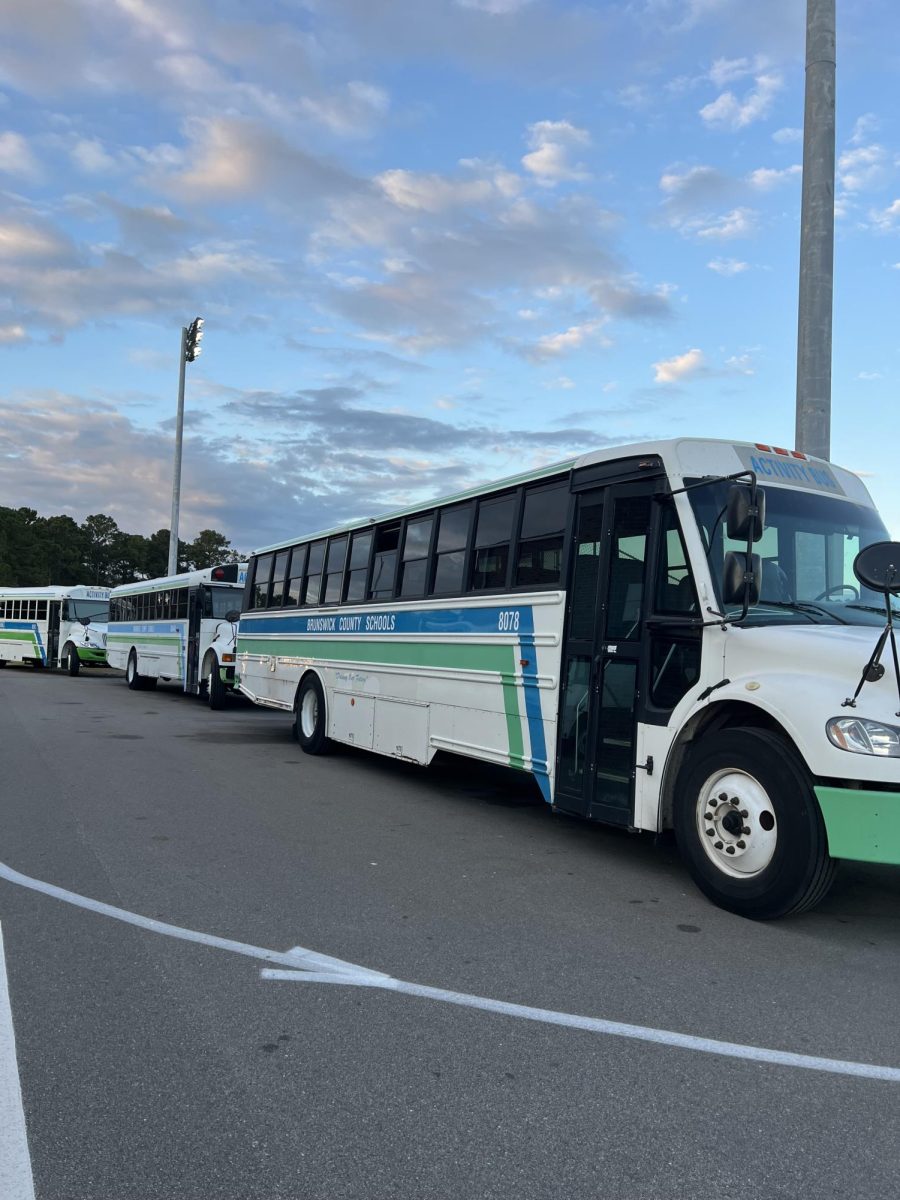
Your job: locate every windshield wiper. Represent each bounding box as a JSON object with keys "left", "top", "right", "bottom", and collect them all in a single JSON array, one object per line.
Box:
[
  {"left": 751, "top": 601, "right": 839, "bottom": 622},
  {"left": 845, "top": 603, "right": 900, "bottom": 615}
]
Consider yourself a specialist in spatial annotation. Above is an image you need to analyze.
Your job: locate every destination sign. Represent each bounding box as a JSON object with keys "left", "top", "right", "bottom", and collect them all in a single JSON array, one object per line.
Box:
[{"left": 734, "top": 448, "right": 846, "bottom": 496}]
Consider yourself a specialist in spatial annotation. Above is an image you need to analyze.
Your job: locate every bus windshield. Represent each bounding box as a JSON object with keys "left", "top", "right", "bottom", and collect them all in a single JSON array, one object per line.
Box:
[
  {"left": 67, "top": 599, "right": 110, "bottom": 622},
  {"left": 204, "top": 586, "right": 239, "bottom": 619},
  {"left": 688, "top": 480, "right": 899, "bottom": 626}
]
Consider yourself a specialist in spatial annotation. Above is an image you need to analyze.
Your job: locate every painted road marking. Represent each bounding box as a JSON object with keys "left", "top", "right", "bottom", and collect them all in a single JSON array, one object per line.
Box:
[
  {"left": 1, "top": 858, "right": 898, "bottom": 1084},
  {"left": 0, "top": 923, "right": 36, "bottom": 1200}
]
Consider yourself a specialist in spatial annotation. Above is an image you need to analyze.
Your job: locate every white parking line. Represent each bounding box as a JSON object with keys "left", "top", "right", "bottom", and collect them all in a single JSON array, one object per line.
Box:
[
  {"left": 0, "top": 923, "right": 36, "bottom": 1200},
  {"left": 1, "top": 857, "right": 899, "bottom": 1084}
]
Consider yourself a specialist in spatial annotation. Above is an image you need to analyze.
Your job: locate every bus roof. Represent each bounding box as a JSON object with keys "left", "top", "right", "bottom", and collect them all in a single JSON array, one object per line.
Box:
[
  {"left": 110, "top": 564, "right": 248, "bottom": 598},
  {"left": 249, "top": 436, "right": 871, "bottom": 556},
  {"left": 0, "top": 585, "right": 110, "bottom": 600}
]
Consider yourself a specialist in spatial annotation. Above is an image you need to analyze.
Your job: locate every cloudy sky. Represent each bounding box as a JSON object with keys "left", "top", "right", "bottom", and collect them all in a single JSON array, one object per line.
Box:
[{"left": 1, "top": 0, "right": 898, "bottom": 551}]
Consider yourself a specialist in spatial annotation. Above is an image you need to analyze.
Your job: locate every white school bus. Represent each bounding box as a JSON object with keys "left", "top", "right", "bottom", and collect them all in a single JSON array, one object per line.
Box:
[
  {"left": 107, "top": 564, "right": 247, "bottom": 707},
  {"left": 235, "top": 438, "right": 900, "bottom": 918},
  {"left": 0, "top": 585, "right": 110, "bottom": 673}
]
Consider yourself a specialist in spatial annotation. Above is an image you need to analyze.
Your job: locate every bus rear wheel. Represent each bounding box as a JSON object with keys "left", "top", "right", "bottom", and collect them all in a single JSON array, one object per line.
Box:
[
  {"left": 64, "top": 643, "right": 80, "bottom": 676},
  {"left": 675, "top": 728, "right": 836, "bottom": 920},
  {"left": 294, "top": 675, "right": 332, "bottom": 755}
]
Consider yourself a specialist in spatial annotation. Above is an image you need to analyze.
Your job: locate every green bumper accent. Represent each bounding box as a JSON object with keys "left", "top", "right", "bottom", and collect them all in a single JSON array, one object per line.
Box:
[
  {"left": 76, "top": 646, "right": 108, "bottom": 663},
  {"left": 815, "top": 786, "right": 900, "bottom": 866}
]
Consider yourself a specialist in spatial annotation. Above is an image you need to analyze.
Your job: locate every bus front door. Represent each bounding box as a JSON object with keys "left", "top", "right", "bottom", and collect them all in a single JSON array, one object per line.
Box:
[
  {"left": 555, "top": 483, "right": 654, "bottom": 825},
  {"left": 186, "top": 589, "right": 203, "bottom": 694}
]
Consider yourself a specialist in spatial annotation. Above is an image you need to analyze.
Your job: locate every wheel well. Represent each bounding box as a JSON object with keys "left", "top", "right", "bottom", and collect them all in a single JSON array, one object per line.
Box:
[
  {"left": 294, "top": 669, "right": 325, "bottom": 713},
  {"left": 201, "top": 650, "right": 217, "bottom": 675},
  {"left": 659, "top": 701, "right": 799, "bottom": 831}
]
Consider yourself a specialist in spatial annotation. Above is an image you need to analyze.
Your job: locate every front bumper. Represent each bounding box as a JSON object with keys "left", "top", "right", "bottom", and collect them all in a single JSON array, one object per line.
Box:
[
  {"left": 815, "top": 786, "right": 900, "bottom": 866},
  {"left": 76, "top": 646, "right": 108, "bottom": 664}
]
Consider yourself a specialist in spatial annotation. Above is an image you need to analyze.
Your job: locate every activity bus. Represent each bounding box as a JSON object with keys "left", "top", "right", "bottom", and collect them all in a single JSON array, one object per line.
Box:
[
  {"left": 234, "top": 437, "right": 900, "bottom": 919},
  {"left": 107, "top": 564, "right": 247, "bottom": 707},
  {"left": 0, "top": 585, "right": 110, "bottom": 673}
]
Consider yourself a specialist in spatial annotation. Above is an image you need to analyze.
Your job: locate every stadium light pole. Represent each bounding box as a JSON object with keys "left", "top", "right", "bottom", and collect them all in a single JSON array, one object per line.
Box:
[
  {"left": 795, "top": 0, "right": 836, "bottom": 461},
  {"left": 167, "top": 317, "right": 204, "bottom": 577}
]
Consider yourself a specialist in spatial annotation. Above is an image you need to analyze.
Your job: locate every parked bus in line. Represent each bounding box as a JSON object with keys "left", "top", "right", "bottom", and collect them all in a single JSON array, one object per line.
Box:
[
  {"left": 234, "top": 438, "right": 900, "bottom": 919},
  {"left": 0, "top": 585, "right": 110, "bottom": 673},
  {"left": 107, "top": 564, "right": 247, "bottom": 707}
]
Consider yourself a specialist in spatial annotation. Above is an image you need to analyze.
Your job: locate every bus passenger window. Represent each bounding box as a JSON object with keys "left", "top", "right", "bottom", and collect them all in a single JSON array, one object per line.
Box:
[
  {"left": 285, "top": 545, "right": 307, "bottom": 606},
  {"left": 432, "top": 505, "right": 471, "bottom": 595},
  {"left": 270, "top": 550, "right": 290, "bottom": 608},
  {"left": 303, "top": 541, "right": 326, "bottom": 606},
  {"left": 472, "top": 494, "right": 515, "bottom": 590},
  {"left": 399, "top": 517, "right": 433, "bottom": 598},
  {"left": 369, "top": 525, "right": 400, "bottom": 600},
  {"left": 515, "top": 482, "right": 568, "bottom": 587},
  {"left": 323, "top": 536, "right": 348, "bottom": 604},
  {"left": 253, "top": 554, "right": 274, "bottom": 608},
  {"left": 344, "top": 531, "right": 372, "bottom": 604}
]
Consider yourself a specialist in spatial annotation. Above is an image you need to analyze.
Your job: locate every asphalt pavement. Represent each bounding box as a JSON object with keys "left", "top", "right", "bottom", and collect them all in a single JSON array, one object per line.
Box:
[{"left": 0, "top": 665, "right": 898, "bottom": 1199}]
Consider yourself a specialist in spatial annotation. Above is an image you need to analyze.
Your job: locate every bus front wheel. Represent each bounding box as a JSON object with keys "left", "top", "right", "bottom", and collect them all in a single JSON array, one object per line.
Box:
[
  {"left": 294, "top": 675, "right": 332, "bottom": 755},
  {"left": 64, "top": 643, "right": 80, "bottom": 676},
  {"left": 126, "top": 651, "right": 156, "bottom": 691},
  {"left": 675, "top": 728, "right": 836, "bottom": 920},
  {"left": 207, "top": 661, "right": 227, "bottom": 710}
]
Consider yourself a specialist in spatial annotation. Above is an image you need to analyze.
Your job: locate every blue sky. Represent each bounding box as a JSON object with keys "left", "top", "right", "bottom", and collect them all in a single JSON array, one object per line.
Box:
[{"left": 1, "top": 0, "right": 898, "bottom": 552}]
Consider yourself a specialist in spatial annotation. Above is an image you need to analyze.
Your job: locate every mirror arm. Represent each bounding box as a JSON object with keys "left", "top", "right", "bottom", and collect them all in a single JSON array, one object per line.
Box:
[{"left": 664, "top": 469, "right": 757, "bottom": 499}]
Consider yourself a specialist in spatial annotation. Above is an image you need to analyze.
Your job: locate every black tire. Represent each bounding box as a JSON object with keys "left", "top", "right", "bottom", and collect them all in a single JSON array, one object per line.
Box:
[
  {"left": 675, "top": 728, "right": 836, "bottom": 920},
  {"left": 65, "top": 643, "right": 80, "bottom": 676},
  {"left": 207, "top": 659, "right": 227, "bottom": 710},
  {"left": 0, "top": 660, "right": 6, "bottom": 667},
  {"left": 294, "top": 674, "right": 332, "bottom": 755},
  {"left": 126, "top": 650, "right": 150, "bottom": 691}
]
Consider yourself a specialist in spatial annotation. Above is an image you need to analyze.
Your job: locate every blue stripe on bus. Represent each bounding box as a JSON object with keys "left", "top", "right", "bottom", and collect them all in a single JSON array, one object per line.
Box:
[
  {"left": 517, "top": 609, "right": 551, "bottom": 803},
  {"left": 108, "top": 622, "right": 186, "bottom": 634},
  {"left": 240, "top": 606, "right": 526, "bottom": 637}
]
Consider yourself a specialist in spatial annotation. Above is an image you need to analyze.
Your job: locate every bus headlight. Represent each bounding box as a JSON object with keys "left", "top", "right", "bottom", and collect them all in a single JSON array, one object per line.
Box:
[{"left": 826, "top": 717, "right": 900, "bottom": 757}]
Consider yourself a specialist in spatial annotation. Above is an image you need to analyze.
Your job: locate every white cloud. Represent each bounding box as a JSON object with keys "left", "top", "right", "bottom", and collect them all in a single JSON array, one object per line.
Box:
[
  {"left": 695, "top": 207, "right": 757, "bottom": 240},
  {"left": 545, "top": 375, "right": 575, "bottom": 389},
  {"left": 456, "top": 0, "right": 535, "bottom": 10},
  {"left": 748, "top": 164, "right": 801, "bottom": 190},
  {"left": 376, "top": 165, "right": 518, "bottom": 212},
  {"left": 870, "top": 199, "right": 900, "bottom": 232},
  {"left": 708, "top": 56, "right": 755, "bottom": 87},
  {"left": 522, "top": 120, "right": 590, "bottom": 185},
  {"left": 0, "top": 130, "right": 40, "bottom": 178},
  {"left": 700, "top": 72, "right": 782, "bottom": 131},
  {"left": 850, "top": 114, "right": 879, "bottom": 146},
  {"left": 838, "top": 143, "right": 887, "bottom": 193},
  {"left": 70, "top": 137, "right": 121, "bottom": 174},
  {"left": 0, "top": 323, "right": 28, "bottom": 344},
  {"left": 725, "top": 353, "right": 755, "bottom": 375},
  {"left": 532, "top": 318, "right": 606, "bottom": 360},
  {"left": 707, "top": 257, "right": 749, "bottom": 275},
  {"left": 653, "top": 347, "right": 705, "bottom": 384},
  {"left": 300, "top": 81, "right": 391, "bottom": 137},
  {"left": 858, "top": 371, "right": 883, "bottom": 380},
  {"left": 773, "top": 126, "right": 802, "bottom": 144}
]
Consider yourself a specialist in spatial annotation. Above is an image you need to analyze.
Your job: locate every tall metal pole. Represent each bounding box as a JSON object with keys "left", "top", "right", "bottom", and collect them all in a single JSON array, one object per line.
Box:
[
  {"left": 167, "top": 325, "right": 188, "bottom": 577},
  {"left": 795, "top": 0, "right": 836, "bottom": 461}
]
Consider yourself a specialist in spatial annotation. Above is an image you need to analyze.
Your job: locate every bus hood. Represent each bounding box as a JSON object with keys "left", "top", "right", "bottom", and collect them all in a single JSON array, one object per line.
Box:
[
  {"left": 723, "top": 623, "right": 900, "bottom": 718},
  {"left": 83, "top": 621, "right": 108, "bottom": 649}
]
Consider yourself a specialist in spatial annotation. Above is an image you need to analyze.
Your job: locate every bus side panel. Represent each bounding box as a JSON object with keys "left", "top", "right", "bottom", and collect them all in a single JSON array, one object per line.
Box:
[
  {"left": 107, "top": 621, "right": 187, "bottom": 681},
  {"left": 0, "top": 621, "right": 48, "bottom": 665},
  {"left": 236, "top": 594, "right": 564, "bottom": 799}
]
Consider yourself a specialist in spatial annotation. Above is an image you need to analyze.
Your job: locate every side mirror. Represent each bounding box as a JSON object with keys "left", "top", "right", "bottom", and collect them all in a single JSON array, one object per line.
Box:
[
  {"left": 78, "top": 616, "right": 91, "bottom": 627},
  {"left": 723, "top": 551, "right": 761, "bottom": 607},
  {"left": 726, "top": 484, "right": 766, "bottom": 542},
  {"left": 225, "top": 610, "right": 241, "bottom": 623},
  {"left": 853, "top": 542, "right": 900, "bottom": 594}
]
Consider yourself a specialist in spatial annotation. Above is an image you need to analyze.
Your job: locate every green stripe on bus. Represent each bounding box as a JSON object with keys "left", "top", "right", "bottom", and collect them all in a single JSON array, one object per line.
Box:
[
  {"left": 107, "top": 635, "right": 182, "bottom": 646},
  {"left": 0, "top": 630, "right": 39, "bottom": 642},
  {"left": 238, "top": 636, "right": 527, "bottom": 769}
]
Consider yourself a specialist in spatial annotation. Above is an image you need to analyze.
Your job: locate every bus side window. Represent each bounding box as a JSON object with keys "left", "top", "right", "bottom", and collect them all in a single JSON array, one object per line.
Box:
[
  {"left": 323, "top": 536, "right": 349, "bottom": 604},
  {"left": 344, "top": 531, "right": 373, "bottom": 603},
  {"left": 270, "top": 550, "right": 290, "bottom": 608},
  {"left": 472, "top": 493, "right": 515, "bottom": 590},
  {"left": 253, "top": 554, "right": 274, "bottom": 609},
  {"left": 285, "top": 545, "right": 307, "bottom": 606},
  {"left": 37, "top": 601, "right": 47, "bottom": 620},
  {"left": 369, "top": 525, "right": 400, "bottom": 600},
  {"left": 303, "top": 541, "right": 326, "bottom": 606},
  {"left": 515, "top": 482, "right": 568, "bottom": 587},
  {"left": 432, "top": 504, "right": 471, "bottom": 596},
  {"left": 177, "top": 589, "right": 188, "bottom": 619},
  {"left": 655, "top": 503, "right": 697, "bottom": 614},
  {"left": 399, "top": 516, "right": 433, "bottom": 598}
]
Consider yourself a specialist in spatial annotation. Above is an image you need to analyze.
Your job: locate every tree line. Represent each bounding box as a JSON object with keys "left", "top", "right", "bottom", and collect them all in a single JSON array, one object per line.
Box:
[{"left": 0, "top": 507, "right": 244, "bottom": 588}]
